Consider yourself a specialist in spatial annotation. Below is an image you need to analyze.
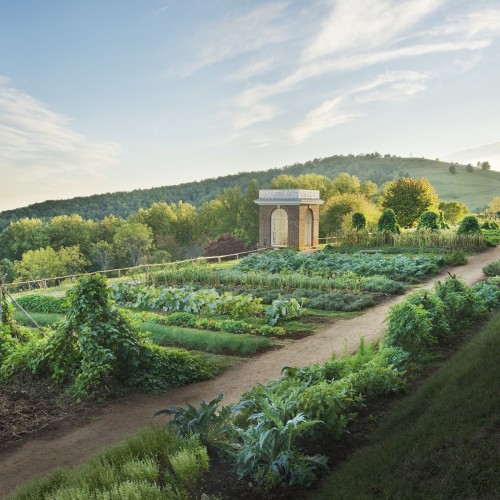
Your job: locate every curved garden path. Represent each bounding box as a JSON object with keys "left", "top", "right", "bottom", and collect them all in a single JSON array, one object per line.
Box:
[{"left": 1, "top": 245, "right": 499, "bottom": 497}]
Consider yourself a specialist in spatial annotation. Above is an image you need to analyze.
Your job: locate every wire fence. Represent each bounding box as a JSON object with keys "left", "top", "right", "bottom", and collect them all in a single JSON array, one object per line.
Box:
[{"left": 3, "top": 248, "right": 266, "bottom": 293}]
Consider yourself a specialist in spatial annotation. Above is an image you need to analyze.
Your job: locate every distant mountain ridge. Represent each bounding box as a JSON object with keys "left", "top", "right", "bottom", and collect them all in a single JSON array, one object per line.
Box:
[{"left": 1, "top": 154, "right": 499, "bottom": 230}]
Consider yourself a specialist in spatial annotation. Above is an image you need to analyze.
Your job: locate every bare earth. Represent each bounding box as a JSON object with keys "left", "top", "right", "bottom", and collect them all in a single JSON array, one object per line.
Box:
[{"left": 1, "top": 246, "right": 499, "bottom": 497}]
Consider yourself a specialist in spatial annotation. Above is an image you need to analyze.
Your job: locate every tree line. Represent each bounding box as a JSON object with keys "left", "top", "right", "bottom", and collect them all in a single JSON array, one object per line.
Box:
[
  {"left": 0, "top": 154, "right": 425, "bottom": 231},
  {"left": 2, "top": 169, "right": 493, "bottom": 285}
]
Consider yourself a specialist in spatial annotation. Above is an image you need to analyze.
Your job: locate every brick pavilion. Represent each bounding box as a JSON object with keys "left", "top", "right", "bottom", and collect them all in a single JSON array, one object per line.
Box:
[{"left": 254, "top": 189, "right": 324, "bottom": 250}]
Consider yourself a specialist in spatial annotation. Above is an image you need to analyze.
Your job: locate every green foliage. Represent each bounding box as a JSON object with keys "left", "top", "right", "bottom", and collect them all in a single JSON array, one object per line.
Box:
[
  {"left": 377, "top": 208, "right": 400, "bottom": 233},
  {"left": 417, "top": 211, "right": 439, "bottom": 231},
  {"left": 444, "top": 250, "right": 467, "bottom": 266},
  {"left": 483, "top": 259, "right": 500, "bottom": 276},
  {"left": 15, "top": 246, "right": 88, "bottom": 281},
  {"left": 135, "top": 310, "right": 285, "bottom": 337},
  {"left": 111, "top": 283, "right": 264, "bottom": 319},
  {"left": 405, "top": 290, "right": 450, "bottom": 340},
  {"left": 235, "top": 414, "right": 328, "bottom": 489},
  {"left": 470, "top": 281, "right": 500, "bottom": 309},
  {"left": 238, "top": 250, "right": 442, "bottom": 283},
  {"left": 434, "top": 275, "right": 486, "bottom": 328},
  {"left": 384, "top": 302, "right": 436, "bottom": 354},
  {"left": 457, "top": 215, "right": 481, "bottom": 235},
  {"left": 321, "top": 193, "right": 380, "bottom": 234},
  {"left": 351, "top": 212, "right": 366, "bottom": 230},
  {"left": 168, "top": 437, "right": 209, "bottom": 488},
  {"left": 155, "top": 393, "right": 239, "bottom": 457},
  {"left": 311, "top": 312, "right": 500, "bottom": 500},
  {"left": 265, "top": 297, "right": 303, "bottom": 326},
  {"left": 383, "top": 275, "right": 498, "bottom": 358},
  {"left": 143, "top": 322, "right": 271, "bottom": 355},
  {"left": 13, "top": 425, "right": 205, "bottom": 499},
  {"left": 29, "top": 275, "right": 211, "bottom": 400},
  {"left": 381, "top": 177, "right": 439, "bottom": 228},
  {"left": 438, "top": 201, "right": 468, "bottom": 225},
  {"left": 15, "top": 294, "right": 67, "bottom": 314},
  {"left": 1, "top": 258, "right": 17, "bottom": 283}
]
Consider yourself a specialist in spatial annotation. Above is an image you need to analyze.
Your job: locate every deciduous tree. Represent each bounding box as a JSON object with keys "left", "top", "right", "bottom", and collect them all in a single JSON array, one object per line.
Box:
[{"left": 380, "top": 177, "right": 439, "bottom": 228}]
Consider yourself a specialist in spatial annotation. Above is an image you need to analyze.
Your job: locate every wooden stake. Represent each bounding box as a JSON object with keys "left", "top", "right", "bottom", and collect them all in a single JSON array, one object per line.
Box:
[{"left": 1, "top": 284, "right": 42, "bottom": 331}]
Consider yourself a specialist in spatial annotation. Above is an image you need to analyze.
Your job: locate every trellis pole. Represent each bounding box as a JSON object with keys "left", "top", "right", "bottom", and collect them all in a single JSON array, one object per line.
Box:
[{"left": 0, "top": 278, "right": 42, "bottom": 331}]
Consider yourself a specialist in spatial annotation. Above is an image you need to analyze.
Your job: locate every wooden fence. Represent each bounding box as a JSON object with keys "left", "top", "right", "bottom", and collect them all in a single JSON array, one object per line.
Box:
[{"left": 3, "top": 248, "right": 266, "bottom": 292}]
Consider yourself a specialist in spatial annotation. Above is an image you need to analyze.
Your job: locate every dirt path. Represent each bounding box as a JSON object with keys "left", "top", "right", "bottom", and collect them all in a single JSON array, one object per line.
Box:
[{"left": 1, "top": 246, "right": 499, "bottom": 497}]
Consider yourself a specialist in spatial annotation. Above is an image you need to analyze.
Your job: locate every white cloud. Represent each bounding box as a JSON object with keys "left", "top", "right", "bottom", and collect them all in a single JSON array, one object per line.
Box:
[
  {"left": 0, "top": 78, "right": 122, "bottom": 209},
  {"left": 178, "top": 2, "right": 290, "bottom": 76},
  {"left": 226, "top": 58, "right": 276, "bottom": 81},
  {"left": 230, "top": 2, "right": 499, "bottom": 133},
  {"left": 290, "top": 71, "right": 427, "bottom": 143},
  {"left": 302, "top": 0, "right": 446, "bottom": 61}
]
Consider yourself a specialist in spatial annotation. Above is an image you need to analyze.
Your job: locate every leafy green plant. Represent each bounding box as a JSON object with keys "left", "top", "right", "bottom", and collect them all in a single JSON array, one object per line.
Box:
[
  {"left": 14, "top": 294, "right": 66, "bottom": 314},
  {"left": 445, "top": 250, "right": 467, "bottom": 266},
  {"left": 483, "top": 259, "right": 500, "bottom": 276},
  {"left": 31, "top": 274, "right": 212, "bottom": 400},
  {"left": 471, "top": 281, "right": 500, "bottom": 309},
  {"left": 434, "top": 275, "right": 486, "bottom": 328},
  {"left": 234, "top": 415, "right": 328, "bottom": 489},
  {"left": 457, "top": 215, "right": 481, "bottom": 235},
  {"left": 383, "top": 301, "right": 436, "bottom": 355},
  {"left": 405, "top": 290, "right": 450, "bottom": 340},
  {"left": 417, "top": 211, "right": 439, "bottom": 231},
  {"left": 377, "top": 208, "right": 400, "bottom": 233},
  {"left": 265, "top": 297, "right": 303, "bottom": 325},
  {"left": 154, "top": 392, "right": 240, "bottom": 457},
  {"left": 351, "top": 212, "right": 366, "bottom": 230}
]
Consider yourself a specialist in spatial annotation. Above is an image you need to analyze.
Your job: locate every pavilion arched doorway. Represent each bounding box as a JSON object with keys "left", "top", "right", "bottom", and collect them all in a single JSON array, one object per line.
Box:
[{"left": 271, "top": 208, "right": 288, "bottom": 247}]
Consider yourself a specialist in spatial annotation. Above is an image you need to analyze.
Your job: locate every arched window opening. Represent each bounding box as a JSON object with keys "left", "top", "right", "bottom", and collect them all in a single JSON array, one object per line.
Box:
[
  {"left": 304, "top": 209, "right": 313, "bottom": 246},
  {"left": 271, "top": 208, "right": 288, "bottom": 247}
]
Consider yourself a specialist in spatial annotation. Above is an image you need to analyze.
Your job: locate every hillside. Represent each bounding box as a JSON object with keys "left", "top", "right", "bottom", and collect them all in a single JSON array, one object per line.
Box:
[
  {"left": 312, "top": 310, "right": 500, "bottom": 499},
  {"left": 1, "top": 155, "right": 499, "bottom": 230}
]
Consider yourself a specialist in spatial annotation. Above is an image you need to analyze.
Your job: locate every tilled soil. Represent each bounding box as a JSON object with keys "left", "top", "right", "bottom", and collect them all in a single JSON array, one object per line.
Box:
[{"left": 0, "top": 245, "right": 499, "bottom": 497}]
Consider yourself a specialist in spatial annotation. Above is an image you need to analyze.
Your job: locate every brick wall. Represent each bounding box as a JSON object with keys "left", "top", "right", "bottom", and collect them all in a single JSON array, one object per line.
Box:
[{"left": 259, "top": 203, "right": 320, "bottom": 249}]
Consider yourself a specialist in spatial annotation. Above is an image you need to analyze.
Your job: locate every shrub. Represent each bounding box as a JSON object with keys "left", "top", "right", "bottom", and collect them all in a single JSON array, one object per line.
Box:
[
  {"left": 434, "top": 275, "right": 486, "bottom": 328},
  {"left": 417, "top": 211, "right": 439, "bottom": 231},
  {"left": 445, "top": 251, "right": 467, "bottom": 266},
  {"left": 377, "top": 209, "right": 400, "bottom": 233},
  {"left": 483, "top": 259, "right": 500, "bottom": 276},
  {"left": 383, "top": 301, "right": 436, "bottom": 355},
  {"left": 405, "top": 290, "right": 450, "bottom": 340},
  {"left": 351, "top": 212, "right": 366, "bottom": 230},
  {"left": 203, "top": 234, "right": 251, "bottom": 257},
  {"left": 457, "top": 215, "right": 481, "bottom": 235},
  {"left": 15, "top": 294, "right": 66, "bottom": 314}
]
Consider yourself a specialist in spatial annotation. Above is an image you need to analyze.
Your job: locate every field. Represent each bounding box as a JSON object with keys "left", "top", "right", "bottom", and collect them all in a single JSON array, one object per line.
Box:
[
  {"left": 1, "top": 245, "right": 500, "bottom": 498},
  {"left": 390, "top": 158, "right": 500, "bottom": 211}
]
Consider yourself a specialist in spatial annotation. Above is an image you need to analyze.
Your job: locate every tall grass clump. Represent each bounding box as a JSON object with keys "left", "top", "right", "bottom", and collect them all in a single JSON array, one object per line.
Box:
[
  {"left": 12, "top": 426, "right": 208, "bottom": 499},
  {"left": 142, "top": 322, "right": 271, "bottom": 355}
]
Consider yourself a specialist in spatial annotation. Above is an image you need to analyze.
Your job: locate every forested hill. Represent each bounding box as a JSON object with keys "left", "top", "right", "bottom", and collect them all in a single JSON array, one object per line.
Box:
[{"left": 2, "top": 154, "right": 499, "bottom": 229}]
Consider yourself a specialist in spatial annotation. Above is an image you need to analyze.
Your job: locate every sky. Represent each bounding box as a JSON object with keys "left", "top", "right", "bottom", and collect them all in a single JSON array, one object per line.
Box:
[{"left": 1, "top": 0, "right": 500, "bottom": 211}]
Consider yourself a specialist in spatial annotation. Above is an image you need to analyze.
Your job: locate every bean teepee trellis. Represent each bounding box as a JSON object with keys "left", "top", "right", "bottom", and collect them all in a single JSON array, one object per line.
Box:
[{"left": 0, "top": 275, "right": 42, "bottom": 331}]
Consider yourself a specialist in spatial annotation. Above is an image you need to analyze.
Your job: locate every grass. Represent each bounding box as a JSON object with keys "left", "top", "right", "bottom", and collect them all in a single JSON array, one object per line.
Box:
[
  {"left": 310, "top": 310, "right": 500, "bottom": 500},
  {"left": 141, "top": 322, "right": 271, "bottom": 355},
  {"left": 10, "top": 425, "right": 206, "bottom": 499},
  {"left": 195, "top": 351, "right": 244, "bottom": 374},
  {"left": 13, "top": 311, "right": 63, "bottom": 328}
]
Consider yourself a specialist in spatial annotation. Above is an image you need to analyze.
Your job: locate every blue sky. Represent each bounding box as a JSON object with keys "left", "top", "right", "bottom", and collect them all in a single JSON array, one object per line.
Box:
[{"left": 1, "top": 0, "right": 500, "bottom": 211}]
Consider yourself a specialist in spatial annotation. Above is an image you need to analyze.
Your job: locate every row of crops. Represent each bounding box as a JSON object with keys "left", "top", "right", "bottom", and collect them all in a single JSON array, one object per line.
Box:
[{"left": 13, "top": 272, "right": 500, "bottom": 498}]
